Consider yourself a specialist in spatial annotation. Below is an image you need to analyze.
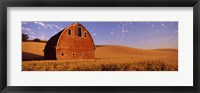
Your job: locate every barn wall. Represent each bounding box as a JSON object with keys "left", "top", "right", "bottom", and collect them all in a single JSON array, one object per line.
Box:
[
  {"left": 56, "top": 24, "right": 95, "bottom": 60},
  {"left": 44, "top": 48, "right": 56, "bottom": 60},
  {"left": 56, "top": 49, "right": 94, "bottom": 60}
]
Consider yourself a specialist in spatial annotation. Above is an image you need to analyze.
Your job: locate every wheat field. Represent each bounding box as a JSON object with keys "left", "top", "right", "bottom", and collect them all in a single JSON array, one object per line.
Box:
[{"left": 22, "top": 42, "right": 178, "bottom": 71}]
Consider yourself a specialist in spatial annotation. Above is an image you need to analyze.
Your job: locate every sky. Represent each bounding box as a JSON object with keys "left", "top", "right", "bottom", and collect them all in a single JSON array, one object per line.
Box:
[{"left": 22, "top": 21, "right": 178, "bottom": 49}]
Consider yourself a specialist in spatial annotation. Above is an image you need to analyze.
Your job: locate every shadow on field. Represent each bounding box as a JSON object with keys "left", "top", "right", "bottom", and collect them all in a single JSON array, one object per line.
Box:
[
  {"left": 22, "top": 52, "right": 44, "bottom": 61},
  {"left": 95, "top": 45, "right": 108, "bottom": 47}
]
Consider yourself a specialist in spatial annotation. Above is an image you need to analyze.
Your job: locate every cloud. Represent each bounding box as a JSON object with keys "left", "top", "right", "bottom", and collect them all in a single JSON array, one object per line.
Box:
[
  {"left": 169, "top": 23, "right": 174, "bottom": 25},
  {"left": 161, "top": 24, "right": 165, "bottom": 26},
  {"left": 116, "top": 34, "right": 125, "bottom": 38},
  {"left": 39, "top": 32, "right": 48, "bottom": 40},
  {"left": 34, "top": 22, "right": 45, "bottom": 28},
  {"left": 54, "top": 31, "right": 58, "bottom": 34},
  {"left": 22, "top": 27, "right": 31, "bottom": 31},
  {"left": 52, "top": 24, "right": 63, "bottom": 30},
  {"left": 29, "top": 31, "right": 34, "bottom": 35},
  {"left": 92, "top": 33, "right": 97, "bottom": 36},
  {"left": 46, "top": 24, "right": 53, "bottom": 29},
  {"left": 120, "top": 24, "right": 129, "bottom": 33},
  {"left": 152, "top": 25, "right": 155, "bottom": 27},
  {"left": 122, "top": 29, "right": 128, "bottom": 33},
  {"left": 34, "top": 22, "right": 63, "bottom": 30},
  {"left": 22, "top": 27, "right": 34, "bottom": 35},
  {"left": 111, "top": 32, "right": 114, "bottom": 35},
  {"left": 113, "top": 23, "right": 130, "bottom": 38},
  {"left": 29, "top": 35, "right": 36, "bottom": 39}
]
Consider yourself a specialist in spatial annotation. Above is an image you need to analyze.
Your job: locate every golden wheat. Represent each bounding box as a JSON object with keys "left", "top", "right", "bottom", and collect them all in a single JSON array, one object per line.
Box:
[
  {"left": 22, "top": 42, "right": 178, "bottom": 71},
  {"left": 22, "top": 55, "right": 178, "bottom": 71}
]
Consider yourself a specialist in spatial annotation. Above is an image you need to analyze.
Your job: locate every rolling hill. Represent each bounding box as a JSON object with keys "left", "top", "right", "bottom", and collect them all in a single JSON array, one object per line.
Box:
[{"left": 22, "top": 42, "right": 178, "bottom": 71}]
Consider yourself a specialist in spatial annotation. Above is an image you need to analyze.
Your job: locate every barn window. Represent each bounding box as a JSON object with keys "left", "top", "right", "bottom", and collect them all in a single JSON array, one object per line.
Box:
[
  {"left": 84, "top": 32, "right": 87, "bottom": 38},
  {"left": 72, "top": 52, "right": 76, "bottom": 56},
  {"left": 61, "top": 53, "right": 64, "bottom": 56},
  {"left": 82, "top": 52, "right": 85, "bottom": 56},
  {"left": 78, "top": 27, "right": 82, "bottom": 37},
  {"left": 68, "top": 29, "right": 71, "bottom": 36}
]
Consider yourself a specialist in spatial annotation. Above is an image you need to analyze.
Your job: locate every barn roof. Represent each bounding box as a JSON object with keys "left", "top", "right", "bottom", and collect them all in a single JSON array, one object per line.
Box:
[
  {"left": 44, "top": 22, "right": 95, "bottom": 51},
  {"left": 44, "top": 29, "right": 64, "bottom": 51},
  {"left": 44, "top": 23, "right": 80, "bottom": 51}
]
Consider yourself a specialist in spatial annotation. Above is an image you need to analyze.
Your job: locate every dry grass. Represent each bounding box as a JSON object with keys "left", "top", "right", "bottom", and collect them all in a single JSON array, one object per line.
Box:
[
  {"left": 22, "top": 42, "right": 45, "bottom": 60},
  {"left": 22, "top": 42, "right": 178, "bottom": 71}
]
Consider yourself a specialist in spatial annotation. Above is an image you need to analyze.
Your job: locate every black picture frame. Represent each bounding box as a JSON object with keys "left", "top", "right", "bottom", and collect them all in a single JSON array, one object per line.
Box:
[{"left": 0, "top": 0, "right": 200, "bottom": 93}]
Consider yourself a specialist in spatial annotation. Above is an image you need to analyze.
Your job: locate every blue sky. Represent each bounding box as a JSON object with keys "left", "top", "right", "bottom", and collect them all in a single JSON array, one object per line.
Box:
[{"left": 22, "top": 21, "right": 178, "bottom": 49}]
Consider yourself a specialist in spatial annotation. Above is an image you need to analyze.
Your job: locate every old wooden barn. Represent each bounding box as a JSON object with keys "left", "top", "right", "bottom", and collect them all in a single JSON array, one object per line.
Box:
[{"left": 44, "top": 22, "right": 95, "bottom": 60}]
